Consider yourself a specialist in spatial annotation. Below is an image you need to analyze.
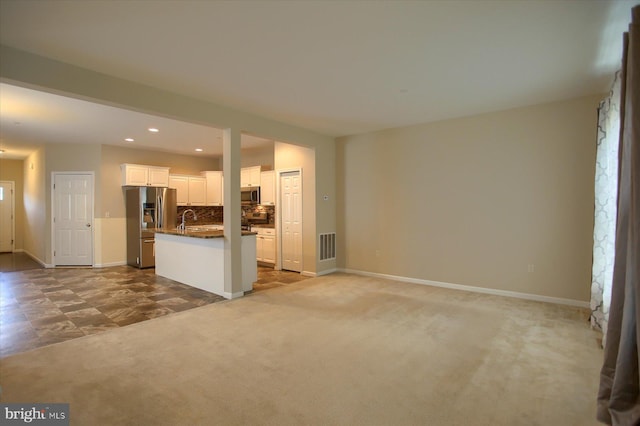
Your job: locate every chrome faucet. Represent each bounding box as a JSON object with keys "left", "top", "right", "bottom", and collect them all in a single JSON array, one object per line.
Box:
[{"left": 178, "top": 209, "right": 198, "bottom": 231}]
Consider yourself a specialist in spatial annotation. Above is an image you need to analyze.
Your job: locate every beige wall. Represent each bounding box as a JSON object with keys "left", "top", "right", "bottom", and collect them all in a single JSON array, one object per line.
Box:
[
  {"left": 274, "top": 142, "right": 325, "bottom": 274},
  {"left": 101, "top": 144, "right": 219, "bottom": 219},
  {"left": 22, "top": 142, "right": 223, "bottom": 266},
  {"left": 242, "top": 146, "right": 274, "bottom": 169},
  {"left": 23, "top": 148, "right": 46, "bottom": 263},
  {"left": 99, "top": 145, "right": 220, "bottom": 266},
  {"left": 337, "top": 95, "right": 601, "bottom": 302},
  {"left": 274, "top": 137, "right": 337, "bottom": 275},
  {"left": 0, "top": 159, "right": 25, "bottom": 250},
  {"left": 6, "top": 139, "right": 324, "bottom": 268},
  {"left": 1, "top": 45, "right": 336, "bottom": 275},
  {"left": 43, "top": 143, "right": 101, "bottom": 264}
]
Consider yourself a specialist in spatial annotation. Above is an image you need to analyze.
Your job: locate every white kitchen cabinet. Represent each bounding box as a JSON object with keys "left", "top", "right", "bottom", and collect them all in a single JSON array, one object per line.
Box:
[
  {"left": 188, "top": 176, "right": 206, "bottom": 206},
  {"left": 260, "top": 170, "right": 275, "bottom": 205},
  {"left": 255, "top": 227, "right": 276, "bottom": 264},
  {"left": 203, "top": 171, "right": 223, "bottom": 206},
  {"left": 169, "top": 175, "right": 189, "bottom": 205},
  {"left": 241, "top": 166, "right": 262, "bottom": 187},
  {"left": 169, "top": 175, "right": 206, "bottom": 206},
  {"left": 121, "top": 164, "right": 170, "bottom": 187},
  {"left": 148, "top": 167, "right": 170, "bottom": 187}
]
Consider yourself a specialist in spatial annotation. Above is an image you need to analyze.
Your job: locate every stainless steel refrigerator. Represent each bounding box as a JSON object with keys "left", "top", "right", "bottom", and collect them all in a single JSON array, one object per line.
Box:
[{"left": 126, "top": 187, "right": 177, "bottom": 268}]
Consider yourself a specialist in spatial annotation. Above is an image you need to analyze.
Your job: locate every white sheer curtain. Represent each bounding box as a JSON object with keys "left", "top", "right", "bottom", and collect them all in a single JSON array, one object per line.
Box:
[{"left": 590, "top": 72, "right": 621, "bottom": 345}]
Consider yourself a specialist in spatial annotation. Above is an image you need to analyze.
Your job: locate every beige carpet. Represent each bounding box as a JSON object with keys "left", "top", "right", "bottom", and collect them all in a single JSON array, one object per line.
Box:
[{"left": 0, "top": 273, "right": 602, "bottom": 425}]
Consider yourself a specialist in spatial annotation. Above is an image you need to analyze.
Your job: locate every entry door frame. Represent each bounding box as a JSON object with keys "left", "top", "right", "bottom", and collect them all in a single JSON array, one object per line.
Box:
[
  {"left": 275, "top": 167, "right": 303, "bottom": 272},
  {"left": 0, "top": 180, "right": 15, "bottom": 253},
  {"left": 51, "top": 171, "right": 95, "bottom": 267}
]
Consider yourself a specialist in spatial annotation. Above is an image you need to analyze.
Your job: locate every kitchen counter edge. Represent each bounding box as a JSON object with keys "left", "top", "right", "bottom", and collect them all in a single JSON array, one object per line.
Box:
[{"left": 153, "top": 229, "right": 257, "bottom": 239}]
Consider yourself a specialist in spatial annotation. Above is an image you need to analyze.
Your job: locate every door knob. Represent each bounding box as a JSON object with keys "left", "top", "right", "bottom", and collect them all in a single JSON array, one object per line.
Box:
[{"left": 86, "top": 223, "right": 91, "bottom": 228}]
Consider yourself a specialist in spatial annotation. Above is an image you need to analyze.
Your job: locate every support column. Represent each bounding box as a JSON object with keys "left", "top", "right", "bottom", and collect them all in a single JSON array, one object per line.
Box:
[{"left": 223, "top": 127, "right": 243, "bottom": 298}]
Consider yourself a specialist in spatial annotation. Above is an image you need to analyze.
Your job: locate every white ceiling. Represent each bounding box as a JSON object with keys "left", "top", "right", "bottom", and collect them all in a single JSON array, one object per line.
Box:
[
  {"left": 0, "top": 83, "right": 272, "bottom": 159},
  {"left": 0, "top": 0, "right": 638, "bottom": 159}
]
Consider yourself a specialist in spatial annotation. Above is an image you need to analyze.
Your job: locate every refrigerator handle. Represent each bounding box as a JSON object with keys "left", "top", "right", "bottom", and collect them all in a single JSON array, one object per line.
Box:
[{"left": 157, "top": 192, "right": 163, "bottom": 228}]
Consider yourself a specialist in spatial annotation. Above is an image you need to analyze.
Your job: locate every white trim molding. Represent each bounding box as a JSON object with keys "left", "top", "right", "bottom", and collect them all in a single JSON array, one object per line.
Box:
[
  {"left": 22, "top": 249, "right": 51, "bottom": 268},
  {"left": 93, "top": 261, "right": 127, "bottom": 268},
  {"left": 315, "top": 268, "right": 337, "bottom": 277},
  {"left": 225, "top": 291, "right": 245, "bottom": 300},
  {"left": 339, "top": 268, "right": 590, "bottom": 308}
]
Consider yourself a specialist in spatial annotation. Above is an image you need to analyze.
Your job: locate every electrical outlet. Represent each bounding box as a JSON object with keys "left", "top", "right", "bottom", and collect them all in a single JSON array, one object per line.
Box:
[{"left": 105, "top": 211, "right": 110, "bottom": 218}]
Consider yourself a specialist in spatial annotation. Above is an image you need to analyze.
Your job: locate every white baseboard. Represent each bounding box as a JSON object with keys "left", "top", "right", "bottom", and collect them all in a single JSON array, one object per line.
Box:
[
  {"left": 224, "top": 291, "right": 245, "bottom": 300},
  {"left": 93, "top": 261, "right": 127, "bottom": 268},
  {"left": 20, "top": 250, "right": 50, "bottom": 268},
  {"left": 301, "top": 271, "right": 317, "bottom": 277},
  {"left": 19, "top": 250, "right": 126, "bottom": 269},
  {"left": 339, "top": 268, "right": 590, "bottom": 308},
  {"left": 315, "top": 268, "right": 337, "bottom": 277}
]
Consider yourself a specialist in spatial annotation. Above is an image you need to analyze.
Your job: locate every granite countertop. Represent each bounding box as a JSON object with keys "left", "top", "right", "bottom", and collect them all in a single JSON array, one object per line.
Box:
[
  {"left": 154, "top": 229, "right": 256, "bottom": 239},
  {"left": 250, "top": 224, "right": 275, "bottom": 229}
]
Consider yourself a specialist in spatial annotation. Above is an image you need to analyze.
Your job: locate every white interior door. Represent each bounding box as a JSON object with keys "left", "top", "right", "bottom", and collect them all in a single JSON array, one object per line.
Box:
[
  {"left": 280, "top": 171, "right": 302, "bottom": 272},
  {"left": 0, "top": 181, "right": 14, "bottom": 253},
  {"left": 54, "top": 174, "right": 94, "bottom": 266}
]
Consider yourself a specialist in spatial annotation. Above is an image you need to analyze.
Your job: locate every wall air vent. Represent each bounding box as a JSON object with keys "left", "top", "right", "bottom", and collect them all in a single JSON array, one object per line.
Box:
[{"left": 319, "top": 232, "right": 336, "bottom": 261}]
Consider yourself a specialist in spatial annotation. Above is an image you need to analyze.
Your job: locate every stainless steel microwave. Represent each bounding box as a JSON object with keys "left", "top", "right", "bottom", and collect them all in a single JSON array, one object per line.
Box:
[{"left": 241, "top": 186, "right": 260, "bottom": 204}]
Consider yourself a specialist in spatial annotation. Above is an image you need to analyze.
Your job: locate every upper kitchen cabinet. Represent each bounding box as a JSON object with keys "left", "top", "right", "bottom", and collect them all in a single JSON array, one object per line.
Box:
[
  {"left": 260, "top": 170, "right": 275, "bottom": 205},
  {"left": 121, "top": 164, "right": 170, "bottom": 187},
  {"left": 188, "top": 177, "right": 207, "bottom": 206},
  {"left": 241, "top": 166, "right": 262, "bottom": 187},
  {"left": 169, "top": 175, "right": 206, "bottom": 206},
  {"left": 203, "top": 171, "right": 223, "bottom": 206}
]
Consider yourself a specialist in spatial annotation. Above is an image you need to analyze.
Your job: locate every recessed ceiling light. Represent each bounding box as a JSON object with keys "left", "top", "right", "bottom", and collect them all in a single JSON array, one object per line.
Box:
[
  {"left": 125, "top": 138, "right": 134, "bottom": 142},
  {"left": 195, "top": 148, "right": 203, "bottom": 152},
  {"left": 148, "top": 128, "right": 159, "bottom": 133}
]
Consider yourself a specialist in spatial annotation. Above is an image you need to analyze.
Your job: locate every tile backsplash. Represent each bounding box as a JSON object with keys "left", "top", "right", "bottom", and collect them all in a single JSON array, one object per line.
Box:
[
  {"left": 176, "top": 205, "right": 275, "bottom": 227},
  {"left": 242, "top": 205, "right": 275, "bottom": 224}
]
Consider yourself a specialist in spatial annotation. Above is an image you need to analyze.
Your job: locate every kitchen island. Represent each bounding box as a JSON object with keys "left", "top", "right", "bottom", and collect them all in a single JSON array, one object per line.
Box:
[{"left": 153, "top": 228, "right": 257, "bottom": 299}]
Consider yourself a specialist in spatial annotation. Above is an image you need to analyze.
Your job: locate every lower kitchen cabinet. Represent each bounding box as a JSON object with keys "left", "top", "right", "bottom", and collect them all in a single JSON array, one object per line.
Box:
[{"left": 256, "top": 228, "right": 276, "bottom": 264}]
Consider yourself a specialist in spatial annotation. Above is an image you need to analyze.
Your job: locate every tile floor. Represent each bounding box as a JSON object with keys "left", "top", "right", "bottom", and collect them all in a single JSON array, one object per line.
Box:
[
  {"left": 0, "top": 252, "right": 42, "bottom": 272},
  {"left": 0, "top": 254, "right": 309, "bottom": 358},
  {"left": 252, "top": 265, "right": 312, "bottom": 291}
]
